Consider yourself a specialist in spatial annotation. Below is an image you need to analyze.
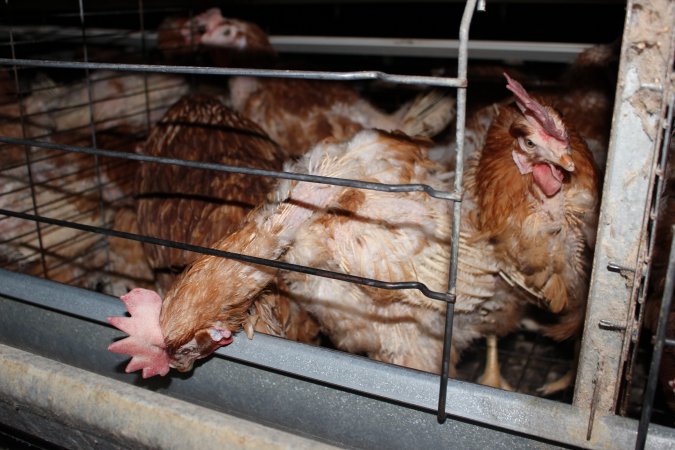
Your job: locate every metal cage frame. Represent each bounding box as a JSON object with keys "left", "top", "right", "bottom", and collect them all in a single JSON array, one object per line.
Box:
[{"left": 0, "top": 0, "right": 673, "bottom": 448}]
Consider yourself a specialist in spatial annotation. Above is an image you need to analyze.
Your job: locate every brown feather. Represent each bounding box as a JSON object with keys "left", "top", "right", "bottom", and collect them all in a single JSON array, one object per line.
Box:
[
  {"left": 135, "top": 95, "right": 287, "bottom": 291},
  {"left": 230, "top": 78, "right": 365, "bottom": 157}
]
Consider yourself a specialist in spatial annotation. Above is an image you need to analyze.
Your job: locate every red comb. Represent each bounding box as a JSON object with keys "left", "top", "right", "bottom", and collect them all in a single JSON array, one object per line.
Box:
[
  {"left": 503, "top": 73, "right": 567, "bottom": 143},
  {"left": 193, "top": 8, "right": 225, "bottom": 30},
  {"left": 108, "top": 288, "right": 171, "bottom": 378}
]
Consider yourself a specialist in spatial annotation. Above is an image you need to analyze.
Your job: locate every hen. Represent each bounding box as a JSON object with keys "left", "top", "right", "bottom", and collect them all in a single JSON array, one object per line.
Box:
[
  {"left": 0, "top": 71, "right": 188, "bottom": 136},
  {"left": 130, "top": 93, "right": 321, "bottom": 344},
  {"left": 158, "top": 8, "right": 455, "bottom": 153},
  {"left": 134, "top": 94, "right": 286, "bottom": 291},
  {"left": 0, "top": 70, "right": 188, "bottom": 290},
  {"left": 105, "top": 75, "right": 586, "bottom": 388},
  {"left": 463, "top": 74, "right": 600, "bottom": 392},
  {"left": 107, "top": 206, "right": 155, "bottom": 296},
  {"left": 229, "top": 77, "right": 454, "bottom": 157},
  {"left": 157, "top": 8, "right": 277, "bottom": 68}
]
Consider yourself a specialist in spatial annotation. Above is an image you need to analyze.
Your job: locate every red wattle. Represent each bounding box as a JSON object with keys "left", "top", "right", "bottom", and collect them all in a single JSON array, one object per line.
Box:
[{"left": 533, "top": 163, "right": 563, "bottom": 196}]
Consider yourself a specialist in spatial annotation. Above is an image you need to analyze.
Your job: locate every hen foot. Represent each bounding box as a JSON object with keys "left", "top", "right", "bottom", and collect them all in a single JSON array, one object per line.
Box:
[
  {"left": 537, "top": 369, "right": 574, "bottom": 396},
  {"left": 477, "top": 334, "right": 513, "bottom": 391}
]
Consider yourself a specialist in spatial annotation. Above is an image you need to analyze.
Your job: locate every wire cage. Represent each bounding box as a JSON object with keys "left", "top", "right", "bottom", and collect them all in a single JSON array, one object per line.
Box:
[{"left": 0, "top": 0, "right": 673, "bottom": 448}]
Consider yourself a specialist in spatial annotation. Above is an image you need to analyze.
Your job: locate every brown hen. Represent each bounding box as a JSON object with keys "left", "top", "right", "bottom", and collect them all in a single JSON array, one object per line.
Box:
[
  {"left": 463, "top": 74, "right": 601, "bottom": 393},
  {"left": 134, "top": 94, "right": 286, "bottom": 291},
  {"left": 157, "top": 8, "right": 277, "bottom": 68},
  {"left": 229, "top": 76, "right": 454, "bottom": 158}
]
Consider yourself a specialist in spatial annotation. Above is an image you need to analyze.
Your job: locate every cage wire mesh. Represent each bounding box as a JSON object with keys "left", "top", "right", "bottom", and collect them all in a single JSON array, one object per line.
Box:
[
  {"left": 0, "top": 0, "right": 673, "bottom": 444},
  {"left": 0, "top": 1, "right": 473, "bottom": 424},
  {"left": 0, "top": 0, "right": 610, "bottom": 399}
]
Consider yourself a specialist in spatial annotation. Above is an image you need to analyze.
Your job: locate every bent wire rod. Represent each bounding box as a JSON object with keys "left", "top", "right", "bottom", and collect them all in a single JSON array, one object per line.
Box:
[
  {"left": 0, "top": 207, "right": 455, "bottom": 304},
  {"left": 0, "top": 136, "right": 460, "bottom": 202}
]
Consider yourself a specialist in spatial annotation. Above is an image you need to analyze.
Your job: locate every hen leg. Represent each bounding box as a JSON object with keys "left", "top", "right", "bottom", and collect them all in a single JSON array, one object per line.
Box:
[
  {"left": 537, "top": 370, "right": 574, "bottom": 396},
  {"left": 477, "top": 334, "right": 513, "bottom": 391},
  {"left": 537, "top": 338, "right": 580, "bottom": 396}
]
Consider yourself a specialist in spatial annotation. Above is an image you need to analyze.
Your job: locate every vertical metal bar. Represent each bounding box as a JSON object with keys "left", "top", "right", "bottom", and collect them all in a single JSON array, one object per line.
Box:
[
  {"left": 586, "top": 359, "right": 604, "bottom": 440},
  {"left": 77, "top": 0, "right": 97, "bottom": 151},
  {"left": 4, "top": 0, "right": 48, "bottom": 278},
  {"left": 77, "top": 0, "right": 110, "bottom": 270},
  {"left": 187, "top": 7, "right": 196, "bottom": 90},
  {"left": 437, "top": 0, "right": 479, "bottom": 424},
  {"left": 573, "top": 0, "right": 675, "bottom": 417},
  {"left": 137, "top": 0, "right": 152, "bottom": 134},
  {"left": 513, "top": 332, "right": 539, "bottom": 391},
  {"left": 635, "top": 226, "right": 675, "bottom": 450}
]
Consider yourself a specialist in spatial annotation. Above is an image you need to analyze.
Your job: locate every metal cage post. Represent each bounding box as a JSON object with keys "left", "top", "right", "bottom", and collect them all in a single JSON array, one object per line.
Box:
[{"left": 574, "top": 0, "right": 675, "bottom": 428}]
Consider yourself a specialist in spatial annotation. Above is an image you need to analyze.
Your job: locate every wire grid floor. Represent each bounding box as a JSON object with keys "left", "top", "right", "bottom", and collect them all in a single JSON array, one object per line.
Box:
[
  {"left": 454, "top": 327, "right": 675, "bottom": 429},
  {"left": 455, "top": 329, "right": 575, "bottom": 402},
  {"left": 627, "top": 341, "right": 675, "bottom": 427}
]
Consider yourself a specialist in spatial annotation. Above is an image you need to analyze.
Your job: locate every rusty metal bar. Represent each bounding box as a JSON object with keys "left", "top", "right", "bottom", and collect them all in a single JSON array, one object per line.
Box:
[
  {"left": 636, "top": 226, "right": 675, "bottom": 449},
  {"left": 619, "top": 88, "right": 675, "bottom": 417}
]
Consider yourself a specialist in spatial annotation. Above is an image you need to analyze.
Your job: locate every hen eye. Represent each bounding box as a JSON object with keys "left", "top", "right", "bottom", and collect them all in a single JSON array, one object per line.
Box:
[{"left": 525, "top": 139, "right": 536, "bottom": 148}]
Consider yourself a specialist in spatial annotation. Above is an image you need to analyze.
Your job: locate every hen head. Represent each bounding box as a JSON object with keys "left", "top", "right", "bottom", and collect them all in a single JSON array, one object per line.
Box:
[
  {"left": 504, "top": 73, "right": 574, "bottom": 197},
  {"left": 175, "top": 8, "right": 275, "bottom": 62},
  {"left": 108, "top": 288, "right": 234, "bottom": 377},
  {"left": 200, "top": 17, "right": 274, "bottom": 53}
]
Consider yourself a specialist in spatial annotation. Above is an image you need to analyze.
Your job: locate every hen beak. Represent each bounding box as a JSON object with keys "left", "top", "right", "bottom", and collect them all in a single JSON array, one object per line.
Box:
[
  {"left": 170, "top": 360, "right": 195, "bottom": 372},
  {"left": 558, "top": 153, "right": 575, "bottom": 172}
]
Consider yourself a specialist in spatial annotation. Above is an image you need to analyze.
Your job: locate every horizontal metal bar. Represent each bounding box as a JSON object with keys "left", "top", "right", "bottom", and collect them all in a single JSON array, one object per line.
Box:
[
  {"left": 598, "top": 319, "right": 627, "bottom": 331},
  {"left": 0, "top": 25, "right": 592, "bottom": 63},
  {"left": 0, "top": 208, "right": 454, "bottom": 303},
  {"left": 0, "top": 136, "right": 460, "bottom": 201},
  {"left": 0, "top": 343, "right": 332, "bottom": 449},
  {"left": 271, "top": 36, "right": 592, "bottom": 63},
  {"left": 607, "top": 262, "right": 636, "bottom": 273},
  {"left": 0, "top": 268, "right": 674, "bottom": 449},
  {"left": 0, "top": 58, "right": 464, "bottom": 88}
]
